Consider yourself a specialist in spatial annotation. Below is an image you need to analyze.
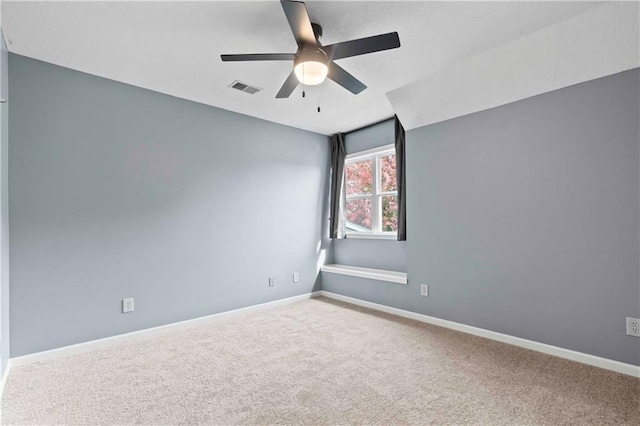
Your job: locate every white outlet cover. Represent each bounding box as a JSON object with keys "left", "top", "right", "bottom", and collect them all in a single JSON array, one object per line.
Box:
[
  {"left": 122, "top": 298, "right": 134, "bottom": 313},
  {"left": 269, "top": 277, "right": 275, "bottom": 287},
  {"left": 420, "top": 284, "right": 429, "bottom": 297},
  {"left": 293, "top": 272, "right": 299, "bottom": 283},
  {"left": 627, "top": 317, "right": 640, "bottom": 337}
]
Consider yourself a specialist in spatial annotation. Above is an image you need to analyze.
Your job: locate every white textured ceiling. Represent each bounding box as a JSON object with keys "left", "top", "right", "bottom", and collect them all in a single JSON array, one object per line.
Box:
[
  {"left": 3, "top": 1, "right": 606, "bottom": 135},
  {"left": 388, "top": 1, "right": 640, "bottom": 130}
]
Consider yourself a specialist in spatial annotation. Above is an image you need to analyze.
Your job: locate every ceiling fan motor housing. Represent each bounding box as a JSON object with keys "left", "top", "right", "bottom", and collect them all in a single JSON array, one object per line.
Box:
[
  {"left": 311, "top": 23, "right": 323, "bottom": 40},
  {"left": 294, "top": 48, "right": 328, "bottom": 68}
]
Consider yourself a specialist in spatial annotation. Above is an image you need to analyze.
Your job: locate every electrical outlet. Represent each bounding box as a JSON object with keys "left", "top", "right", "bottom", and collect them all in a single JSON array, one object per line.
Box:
[
  {"left": 269, "top": 277, "right": 275, "bottom": 287},
  {"left": 293, "top": 272, "right": 299, "bottom": 283},
  {"left": 122, "top": 298, "right": 134, "bottom": 313},
  {"left": 627, "top": 317, "right": 640, "bottom": 337},
  {"left": 420, "top": 284, "right": 428, "bottom": 297}
]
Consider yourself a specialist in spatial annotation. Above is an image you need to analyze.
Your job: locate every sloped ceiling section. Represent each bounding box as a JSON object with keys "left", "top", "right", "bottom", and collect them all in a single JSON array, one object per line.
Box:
[
  {"left": 1, "top": 1, "right": 606, "bottom": 135},
  {"left": 388, "top": 2, "right": 640, "bottom": 131}
]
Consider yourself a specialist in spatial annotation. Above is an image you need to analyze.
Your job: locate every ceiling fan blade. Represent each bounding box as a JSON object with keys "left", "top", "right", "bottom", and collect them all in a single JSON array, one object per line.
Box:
[
  {"left": 221, "top": 53, "right": 295, "bottom": 62},
  {"left": 323, "top": 32, "right": 400, "bottom": 61},
  {"left": 327, "top": 62, "right": 366, "bottom": 94},
  {"left": 276, "top": 71, "right": 299, "bottom": 98},
  {"left": 280, "top": 0, "right": 317, "bottom": 47}
]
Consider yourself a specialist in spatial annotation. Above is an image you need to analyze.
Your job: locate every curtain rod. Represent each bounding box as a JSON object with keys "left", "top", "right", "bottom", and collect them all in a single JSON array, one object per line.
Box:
[{"left": 343, "top": 116, "right": 395, "bottom": 136}]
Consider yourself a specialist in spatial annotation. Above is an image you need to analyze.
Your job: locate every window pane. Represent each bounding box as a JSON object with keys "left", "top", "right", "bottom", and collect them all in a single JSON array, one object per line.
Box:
[
  {"left": 345, "top": 160, "right": 373, "bottom": 196},
  {"left": 382, "top": 195, "right": 398, "bottom": 232},
  {"left": 345, "top": 198, "right": 372, "bottom": 231},
  {"left": 381, "top": 155, "right": 397, "bottom": 192}
]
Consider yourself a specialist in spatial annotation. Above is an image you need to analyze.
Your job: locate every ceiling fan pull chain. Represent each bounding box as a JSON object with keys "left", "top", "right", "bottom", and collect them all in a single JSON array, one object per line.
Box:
[
  {"left": 317, "top": 85, "right": 321, "bottom": 113},
  {"left": 302, "top": 62, "right": 306, "bottom": 97}
]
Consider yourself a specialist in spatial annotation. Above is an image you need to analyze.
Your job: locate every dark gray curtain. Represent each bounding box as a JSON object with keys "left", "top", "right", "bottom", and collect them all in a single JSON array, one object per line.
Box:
[
  {"left": 394, "top": 116, "right": 407, "bottom": 241},
  {"left": 329, "top": 133, "right": 346, "bottom": 239}
]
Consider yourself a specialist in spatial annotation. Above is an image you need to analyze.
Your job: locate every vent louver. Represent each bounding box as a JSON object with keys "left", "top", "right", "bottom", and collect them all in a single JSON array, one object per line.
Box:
[
  {"left": 229, "top": 80, "right": 261, "bottom": 95},
  {"left": 243, "top": 86, "right": 260, "bottom": 95}
]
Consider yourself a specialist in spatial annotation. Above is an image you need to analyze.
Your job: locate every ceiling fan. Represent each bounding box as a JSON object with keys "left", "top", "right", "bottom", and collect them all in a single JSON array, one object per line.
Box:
[{"left": 221, "top": 0, "right": 401, "bottom": 98}]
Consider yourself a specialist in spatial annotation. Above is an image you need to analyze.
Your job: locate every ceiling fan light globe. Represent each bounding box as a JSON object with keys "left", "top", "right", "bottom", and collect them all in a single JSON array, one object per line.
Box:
[{"left": 294, "top": 61, "right": 328, "bottom": 85}]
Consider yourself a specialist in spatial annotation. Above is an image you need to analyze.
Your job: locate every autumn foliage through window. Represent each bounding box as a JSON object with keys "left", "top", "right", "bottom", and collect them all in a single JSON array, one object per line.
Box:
[{"left": 344, "top": 146, "right": 398, "bottom": 235}]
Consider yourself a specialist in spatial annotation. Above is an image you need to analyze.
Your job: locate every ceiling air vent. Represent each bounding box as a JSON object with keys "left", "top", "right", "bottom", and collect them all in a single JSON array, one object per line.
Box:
[{"left": 229, "top": 80, "right": 261, "bottom": 95}]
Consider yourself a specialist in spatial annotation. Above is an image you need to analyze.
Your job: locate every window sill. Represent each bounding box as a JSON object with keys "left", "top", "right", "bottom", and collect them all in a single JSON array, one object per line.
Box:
[
  {"left": 321, "top": 264, "right": 407, "bottom": 285},
  {"left": 345, "top": 233, "right": 397, "bottom": 240}
]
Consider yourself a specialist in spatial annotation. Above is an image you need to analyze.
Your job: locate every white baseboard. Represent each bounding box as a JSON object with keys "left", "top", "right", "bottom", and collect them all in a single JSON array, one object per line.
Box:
[
  {"left": 0, "top": 361, "right": 9, "bottom": 398},
  {"left": 9, "top": 291, "right": 322, "bottom": 369},
  {"left": 5, "top": 290, "right": 638, "bottom": 385},
  {"left": 320, "top": 291, "right": 640, "bottom": 378}
]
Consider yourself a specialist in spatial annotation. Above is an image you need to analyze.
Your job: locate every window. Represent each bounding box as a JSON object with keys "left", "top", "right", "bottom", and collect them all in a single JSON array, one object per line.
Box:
[{"left": 344, "top": 144, "right": 397, "bottom": 238}]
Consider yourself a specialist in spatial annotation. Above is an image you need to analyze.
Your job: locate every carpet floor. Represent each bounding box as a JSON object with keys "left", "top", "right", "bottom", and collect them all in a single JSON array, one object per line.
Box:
[{"left": 1, "top": 297, "right": 638, "bottom": 425}]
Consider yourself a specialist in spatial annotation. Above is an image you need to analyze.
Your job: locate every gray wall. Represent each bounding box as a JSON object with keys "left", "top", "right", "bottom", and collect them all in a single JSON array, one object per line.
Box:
[
  {"left": 330, "top": 120, "right": 407, "bottom": 273},
  {"left": 9, "top": 54, "right": 330, "bottom": 357},
  {"left": 7, "top": 54, "right": 638, "bottom": 367},
  {"left": 344, "top": 120, "right": 394, "bottom": 155},
  {"left": 0, "top": 33, "right": 8, "bottom": 375},
  {"left": 326, "top": 69, "right": 640, "bottom": 365},
  {"left": 332, "top": 239, "right": 406, "bottom": 272}
]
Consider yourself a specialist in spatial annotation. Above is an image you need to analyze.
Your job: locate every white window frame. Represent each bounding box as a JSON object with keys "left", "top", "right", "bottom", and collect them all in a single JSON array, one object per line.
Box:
[{"left": 344, "top": 144, "right": 397, "bottom": 240}]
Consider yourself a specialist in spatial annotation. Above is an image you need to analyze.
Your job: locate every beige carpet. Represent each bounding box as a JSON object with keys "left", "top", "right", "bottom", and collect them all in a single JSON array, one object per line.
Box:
[{"left": 1, "top": 297, "right": 638, "bottom": 425}]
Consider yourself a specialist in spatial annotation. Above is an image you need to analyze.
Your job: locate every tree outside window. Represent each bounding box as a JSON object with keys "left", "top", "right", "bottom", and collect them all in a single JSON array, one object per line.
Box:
[{"left": 344, "top": 146, "right": 397, "bottom": 236}]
